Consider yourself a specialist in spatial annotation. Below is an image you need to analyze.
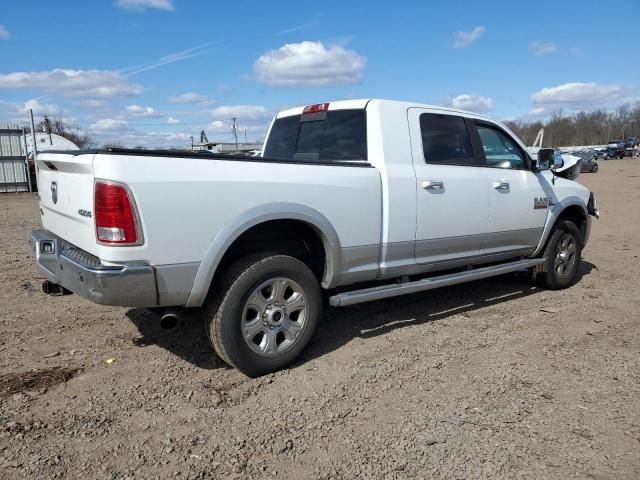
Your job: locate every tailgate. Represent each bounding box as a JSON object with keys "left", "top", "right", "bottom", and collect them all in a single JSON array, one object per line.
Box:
[{"left": 37, "top": 152, "right": 98, "bottom": 256}]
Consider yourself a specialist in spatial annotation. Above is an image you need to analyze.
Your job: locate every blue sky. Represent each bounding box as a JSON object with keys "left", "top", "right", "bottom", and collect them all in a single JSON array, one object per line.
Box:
[{"left": 1, "top": 0, "right": 638, "bottom": 147}]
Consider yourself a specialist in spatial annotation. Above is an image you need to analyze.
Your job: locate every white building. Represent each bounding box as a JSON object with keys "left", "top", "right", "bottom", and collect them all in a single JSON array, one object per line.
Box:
[{"left": 24, "top": 133, "right": 79, "bottom": 157}]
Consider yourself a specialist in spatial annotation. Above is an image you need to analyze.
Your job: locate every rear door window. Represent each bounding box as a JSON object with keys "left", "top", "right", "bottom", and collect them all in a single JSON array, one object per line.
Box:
[
  {"left": 264, "top": 109, "right": 367, "bottom": 162},
  {"left": 419, "top": 113, "right": 476, "bottom": 166}
]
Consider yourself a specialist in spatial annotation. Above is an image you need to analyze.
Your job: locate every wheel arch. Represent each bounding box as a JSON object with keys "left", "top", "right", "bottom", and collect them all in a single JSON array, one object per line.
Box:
[
  {"left": 185, "top": 203, "right": 342, "bottom": 307},
  {"left": 531, "top": 198, "right": 589, "bottom": 257}
]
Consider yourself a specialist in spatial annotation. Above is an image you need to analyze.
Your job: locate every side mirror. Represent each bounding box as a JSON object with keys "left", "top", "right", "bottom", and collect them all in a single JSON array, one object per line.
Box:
[
  {"left": 536, "top": 148, "right": 555, "bottom": 170},
  {"left": 552, "top": 151, "right": 564, "bottom": 170}
]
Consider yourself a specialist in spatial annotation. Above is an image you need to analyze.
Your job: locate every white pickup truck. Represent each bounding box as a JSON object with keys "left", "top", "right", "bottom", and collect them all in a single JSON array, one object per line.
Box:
[{"left": 32, "top": 99, "right": 599, "bottom": 376}]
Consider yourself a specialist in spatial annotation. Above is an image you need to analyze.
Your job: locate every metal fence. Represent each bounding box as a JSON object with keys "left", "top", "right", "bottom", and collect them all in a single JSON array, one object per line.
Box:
[{"left": 0, "top": 126, "right": 31, "bottom": 193}]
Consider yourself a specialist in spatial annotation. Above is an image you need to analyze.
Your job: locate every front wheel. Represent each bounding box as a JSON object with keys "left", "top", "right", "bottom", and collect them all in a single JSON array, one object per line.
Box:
[
  {"left": 533, "top": 220, "right": 582, "bottom": 290},
  {"left": 205, "top": 254, "right": 322, "bottom": 377}
]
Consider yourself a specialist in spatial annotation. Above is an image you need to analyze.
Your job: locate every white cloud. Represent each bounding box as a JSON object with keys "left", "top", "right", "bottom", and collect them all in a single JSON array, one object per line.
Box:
[
  {"left": 0, "top": 24, "right": 9, "bottom": 40},
  {"left": 115, "top": 0, "right": 174, "bottom": 11},
  {"left": 531, "top": 82, "right": 624, "bottom": 109},
  {"left": 209, "top": 120, "right": 229, "bottom": 132},
  {"left": 254, "top": 41, "right": 367, "bottom": 87},
  {"left": 452, "top": 26, "right": 485, "bottom": 48},
  {"left": 90, "top": 119, "right": 129, "bottom": 131},
  {"left": 126, "top": 104, "right": 157, "bottom": 116},
  {"left": 211, "top": 105, "right": 271, "bottom": 121},
  {"left": 527, "top": 107, "right": 548, "bottom": 119},
  {"left": 22, "top": 99, "right": 63, "bottom": 116},
  {"left": 529, "top": 41, "right": 557, "bottom": 56},
  {"left": 0, "top": 69, "right": 143, "bottom": 97},
  {"left": 444, "top": 94, "right": 493, "bottom": 113},
  {"left": 167, "top": 92, "right": 213, "bottom": 105},
  {"left": 167, "top": 116, "right": 180, "bottom": 124},
  {"left": 207, "top": 121, "right": 268, "bottom": 139},
  {"left": 79, "top": 99, "right": 107, "bottom": 108},
  {"left": 95, "top": 131, "right": 193, "bottom": 148}
]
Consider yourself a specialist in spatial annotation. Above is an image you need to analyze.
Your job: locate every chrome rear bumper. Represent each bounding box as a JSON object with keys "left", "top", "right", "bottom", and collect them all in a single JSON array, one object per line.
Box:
[{"left": 31, "top": 230, "right": 157, "bottom": 307}]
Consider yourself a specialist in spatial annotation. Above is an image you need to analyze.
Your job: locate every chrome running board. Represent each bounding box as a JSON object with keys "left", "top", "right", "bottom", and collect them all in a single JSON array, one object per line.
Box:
[{"left": 329, "top": 258, "right": 544, "bottom": 307}]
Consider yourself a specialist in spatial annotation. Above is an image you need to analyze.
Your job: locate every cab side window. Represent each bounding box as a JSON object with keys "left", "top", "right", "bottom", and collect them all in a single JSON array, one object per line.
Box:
[
  {"left": 420, "top": 113, "right": 475, "bottom": 166},
  {"left": 476, "top": 125, "right": 526, "bottom": 169}
]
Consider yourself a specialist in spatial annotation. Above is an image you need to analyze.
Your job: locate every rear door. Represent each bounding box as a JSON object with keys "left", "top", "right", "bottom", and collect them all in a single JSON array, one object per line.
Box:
[
  {"left": 470, "top": 121, "right": 549, "bottom": 255},
  {"left": 408, "top": 108, "right": 490, "bottom": 265}
]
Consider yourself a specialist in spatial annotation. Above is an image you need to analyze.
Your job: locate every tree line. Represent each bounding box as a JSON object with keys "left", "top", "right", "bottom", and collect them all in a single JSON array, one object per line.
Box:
[{"left": 504, "top": 103, "right": 640, "bottom": 147}]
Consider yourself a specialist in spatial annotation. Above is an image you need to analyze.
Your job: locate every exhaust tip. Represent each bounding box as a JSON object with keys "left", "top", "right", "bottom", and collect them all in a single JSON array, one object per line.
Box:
[{"left": 159, "top": 311, "right": 179, "bottom": 330}]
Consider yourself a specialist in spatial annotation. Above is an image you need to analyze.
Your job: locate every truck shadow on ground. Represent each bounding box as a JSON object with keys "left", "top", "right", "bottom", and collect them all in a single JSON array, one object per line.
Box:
[
  {"left": 125, "top": 308, "right": 225, "bottom": 370},
  {"left": 125, "top": 261, "right": 595, "bottom": 371}
]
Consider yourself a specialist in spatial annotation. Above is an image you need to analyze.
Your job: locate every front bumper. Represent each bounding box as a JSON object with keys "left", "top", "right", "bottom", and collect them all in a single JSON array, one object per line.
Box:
[{"left": 31, "top": 230, "right": 157, "bottom": 307}]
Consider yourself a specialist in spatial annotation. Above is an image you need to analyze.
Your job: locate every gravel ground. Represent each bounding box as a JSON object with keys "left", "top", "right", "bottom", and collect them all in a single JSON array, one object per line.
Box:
[{"left": 1, "top": 159, "right": 639, "bottom": 479}]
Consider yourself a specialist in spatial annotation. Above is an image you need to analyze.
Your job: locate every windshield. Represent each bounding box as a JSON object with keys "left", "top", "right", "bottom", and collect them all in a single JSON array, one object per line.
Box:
[{"left": 263, "top": 109, "right": 367, "bottom": 162}]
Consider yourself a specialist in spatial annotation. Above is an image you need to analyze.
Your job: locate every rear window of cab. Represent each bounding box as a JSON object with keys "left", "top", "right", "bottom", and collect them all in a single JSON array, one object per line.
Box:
[{"left": 263, "top": 109, "right": 367, "bottom": 162}]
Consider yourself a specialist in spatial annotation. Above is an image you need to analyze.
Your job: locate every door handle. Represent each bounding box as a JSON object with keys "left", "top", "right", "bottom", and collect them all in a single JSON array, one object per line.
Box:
[
  {"left": 422, "top": 180, "right": 444, "bottom": 190},
  {"left": 493, "top": 181, "right": 510, "bottom": 191}
]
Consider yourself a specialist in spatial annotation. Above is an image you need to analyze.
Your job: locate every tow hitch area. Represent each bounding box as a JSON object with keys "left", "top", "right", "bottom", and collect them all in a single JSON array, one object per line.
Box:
[{"left": 42, "top": 280, "right": 72, "bottom": 296}]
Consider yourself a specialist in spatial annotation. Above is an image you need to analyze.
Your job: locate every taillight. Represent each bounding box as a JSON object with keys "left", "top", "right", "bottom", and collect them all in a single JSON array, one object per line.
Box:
[
  {"left": 94, "top": 181, "right": 141, "bottom": 245},
  {"left": 303, "top": 103, "right": 330, "bottom": 114}
]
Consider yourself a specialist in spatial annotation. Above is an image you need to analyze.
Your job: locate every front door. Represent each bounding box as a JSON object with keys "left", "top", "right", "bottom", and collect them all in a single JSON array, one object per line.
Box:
[
  {"left": 408, "top": 108, "right": 490, "bottom": 266},
  {"left": 471, "top": 121, "right": 549, "bottom": 255}
]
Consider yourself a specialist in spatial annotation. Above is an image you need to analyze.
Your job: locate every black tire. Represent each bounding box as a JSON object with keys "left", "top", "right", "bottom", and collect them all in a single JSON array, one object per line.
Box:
[
  {"left": 205, "top": 253, "right": 322, "bottom": 377},
  {"left": 533, "top": 220, "right": 582, "bottom": 290},
  {"left": 593, "top": 164, "right": 598, "bottom": 173}
]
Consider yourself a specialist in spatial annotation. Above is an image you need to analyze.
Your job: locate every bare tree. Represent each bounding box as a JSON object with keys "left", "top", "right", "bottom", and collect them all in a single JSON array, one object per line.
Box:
[{"left": 35, "top": 117, "right": 94, "bottom": 149}]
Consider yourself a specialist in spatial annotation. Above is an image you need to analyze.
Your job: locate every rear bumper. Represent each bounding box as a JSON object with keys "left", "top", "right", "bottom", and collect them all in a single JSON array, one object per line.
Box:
[{"left": 31, "top": 230, "right": 157, "bottom": 307}]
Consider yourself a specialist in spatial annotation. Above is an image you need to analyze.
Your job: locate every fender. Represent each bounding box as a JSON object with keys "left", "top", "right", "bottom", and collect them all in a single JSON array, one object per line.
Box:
[
  {"left": 530, "top": 196, "right": 589, "bottom": 258},
  {"left": 184, "top": 203, "right": 343, "bottom": 307}
]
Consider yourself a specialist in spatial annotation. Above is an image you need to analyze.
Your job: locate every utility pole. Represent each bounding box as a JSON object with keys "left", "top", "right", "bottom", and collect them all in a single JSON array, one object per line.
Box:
[
  {"left": 244, "top": 129, "right": 247, "bottom": 144},
  {"left": 231, "top": 117, "right": 238, "bottom": 151},
  {"left": 29, "top": 109, "right": 38, "bottom": 161},
  {"left": 191, "top": 136, "right": 194, "bottom": 151}
]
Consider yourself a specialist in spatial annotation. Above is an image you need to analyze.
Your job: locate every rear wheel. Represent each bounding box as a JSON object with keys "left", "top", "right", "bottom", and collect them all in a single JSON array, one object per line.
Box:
[
  {"left": 205, "top": 254, "right": 321, "bottom": 377},
  {"left": 593, "top": 164, "right": 598, "bottom": 173},
  {"left": 533, "top": 220, "right": 582, "bottom": 290}
]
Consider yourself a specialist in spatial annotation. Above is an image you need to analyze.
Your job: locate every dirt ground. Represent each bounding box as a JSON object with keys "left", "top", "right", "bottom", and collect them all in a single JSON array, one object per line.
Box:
[{"left": 1, "top": 160, "right": 639, "bottom": 479}]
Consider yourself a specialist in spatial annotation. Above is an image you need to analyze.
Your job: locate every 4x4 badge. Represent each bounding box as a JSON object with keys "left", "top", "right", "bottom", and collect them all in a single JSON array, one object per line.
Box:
[{"left": 534, "top": 197, "right": 549, "bottom": 209}]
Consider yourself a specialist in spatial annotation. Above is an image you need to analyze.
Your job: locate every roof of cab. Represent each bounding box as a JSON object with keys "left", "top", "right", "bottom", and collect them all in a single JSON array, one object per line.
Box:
[{"left": 275, "top": 98, "right": 495, "bottom": 122}]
